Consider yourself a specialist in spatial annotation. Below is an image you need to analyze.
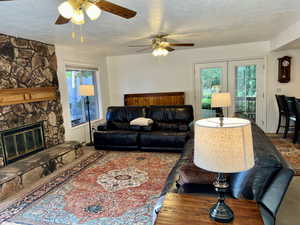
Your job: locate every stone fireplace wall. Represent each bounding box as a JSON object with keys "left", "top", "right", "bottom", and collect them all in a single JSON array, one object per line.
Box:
[{"left": 0, "top": 33, "right": 65, "bottom": 147}]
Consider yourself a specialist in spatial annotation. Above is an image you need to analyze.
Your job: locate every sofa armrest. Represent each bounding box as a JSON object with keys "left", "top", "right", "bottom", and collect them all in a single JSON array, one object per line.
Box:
[
  {"left": 259, "top": 167, "right": 294, "bottom": 218},
  {"left": 97, "top": 122, "right": 108, "bottom": 131},
  {"left": 259, "top": 204, "right": 275, "bottom": 225}
]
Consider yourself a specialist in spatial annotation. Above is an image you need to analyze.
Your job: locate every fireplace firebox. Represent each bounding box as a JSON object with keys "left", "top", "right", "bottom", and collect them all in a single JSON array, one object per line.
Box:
[{"left": 0, "top": 122, "right": 45, "bottom": 167}]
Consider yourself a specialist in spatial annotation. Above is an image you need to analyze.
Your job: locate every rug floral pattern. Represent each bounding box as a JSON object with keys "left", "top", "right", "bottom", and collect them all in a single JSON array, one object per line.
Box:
[
  {"left": 2, "top": 151, "right": 179, "bottom": 225},
  {"left": 267, "top": 133, "right": 300, "bottom": 176}
]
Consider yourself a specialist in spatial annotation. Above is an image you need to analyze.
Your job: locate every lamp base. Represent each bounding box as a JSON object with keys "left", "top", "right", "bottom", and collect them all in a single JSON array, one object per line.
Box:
[
  {"left": 210, "top": 173, "right": 234, "bottom": 223},
  {"left": 209, "top": 201, "right": 234, "bottom": 223}
]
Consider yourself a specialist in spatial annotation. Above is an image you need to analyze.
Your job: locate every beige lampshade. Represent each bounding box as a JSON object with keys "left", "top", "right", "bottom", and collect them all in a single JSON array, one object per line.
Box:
[
  {"left": 194, "top": 117, "right": 254, "bottom": 173},
  {"left": 211, "top": 92, "right": 231, "bottom": 108},
  {"left": 79, "top": 85, "right": 94, "bottom": 96}
]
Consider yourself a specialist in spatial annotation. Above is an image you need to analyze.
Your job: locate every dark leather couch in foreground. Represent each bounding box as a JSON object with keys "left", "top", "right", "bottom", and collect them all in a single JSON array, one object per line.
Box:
[
  {"left": 94, "top": 105, "right": 194, "bottom": 151},
  {"left": 153, "top": 123, "right": 294, "bottom": 225}
]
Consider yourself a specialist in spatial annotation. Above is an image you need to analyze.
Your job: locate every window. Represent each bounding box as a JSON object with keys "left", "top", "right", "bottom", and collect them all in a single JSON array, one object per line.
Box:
[{"left": 66, "top": 67, "right": 100, "bottom": 127}]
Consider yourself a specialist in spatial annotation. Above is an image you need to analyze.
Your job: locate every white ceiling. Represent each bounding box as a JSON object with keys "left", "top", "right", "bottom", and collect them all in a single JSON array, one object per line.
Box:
[
  {"left": 1, "top": 0, "right": 300, "bottom": 56},
  {"left": 278, "top": 38, "right": 300, "bottom": 50}
]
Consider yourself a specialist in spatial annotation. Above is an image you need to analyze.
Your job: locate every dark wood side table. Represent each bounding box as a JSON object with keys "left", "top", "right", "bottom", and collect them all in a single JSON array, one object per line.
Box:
[{"left": 155, "top": 193, "right": 264, "bottom": 225}]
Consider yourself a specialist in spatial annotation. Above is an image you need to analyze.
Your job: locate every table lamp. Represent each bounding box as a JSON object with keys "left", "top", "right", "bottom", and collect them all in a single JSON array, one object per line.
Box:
[
  {"left": 79, "top": 85, "right": 95, "bottom": 146},
  {"left": 211, "top": 93, "right": 231, "bottom": 124},
  {"left": 194, "top": 117, "right": 254, "bottom": 223}
]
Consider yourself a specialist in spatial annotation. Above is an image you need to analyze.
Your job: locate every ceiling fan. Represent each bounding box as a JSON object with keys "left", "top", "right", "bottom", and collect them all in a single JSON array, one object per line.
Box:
[
  {"left": 129, "top": 34, "right": 195, "bottom": 56},
  {"left": 55, "top": 0, "right": 137, "bottom": 25},
  {"left": 0, "top": 0, "right": 137, "bottom": 25}
]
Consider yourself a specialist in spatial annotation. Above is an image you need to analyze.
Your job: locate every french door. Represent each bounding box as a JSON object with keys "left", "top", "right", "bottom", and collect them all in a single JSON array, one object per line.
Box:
[
  {"left": 194, "top": 62, "right": 228, "bottom": 119},
  {"left": 194, "top": 59, "right": 265, "bottom": 129}
]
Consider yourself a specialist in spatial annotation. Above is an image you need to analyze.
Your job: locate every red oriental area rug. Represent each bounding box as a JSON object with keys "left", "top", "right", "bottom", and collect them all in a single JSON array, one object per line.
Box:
[
  {"left": 0, "top": 151, "right": 179, "bottom": 225},
  {"left": 267, "top": 133, "right": 300, "bottom": 176}
]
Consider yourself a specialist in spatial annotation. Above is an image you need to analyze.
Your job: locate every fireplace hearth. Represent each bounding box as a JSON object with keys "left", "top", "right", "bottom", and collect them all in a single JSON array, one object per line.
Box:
[{"left": 0, "top": 122, "right": 45, "bottom": 166}]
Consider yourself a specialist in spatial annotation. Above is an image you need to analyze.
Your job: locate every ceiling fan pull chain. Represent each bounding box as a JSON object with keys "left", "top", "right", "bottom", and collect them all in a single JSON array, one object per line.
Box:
[
  {"left": 80, "top": 25, "right": 84, "bottom": 43},
  {"left": 71, "top": 23, "right": 76, "bottom": 40}
]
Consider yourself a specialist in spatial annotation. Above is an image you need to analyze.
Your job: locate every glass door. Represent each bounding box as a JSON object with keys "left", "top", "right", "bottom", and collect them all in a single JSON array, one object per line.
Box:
[
  {"left": 194, "top": 62, "right": 227, "bottom": 119},
  {"left": 194, "top": 59, "right": 265, "bottom": 130},
  {"left": 228, "top": 60, "right": 265, "bottom": 128}
]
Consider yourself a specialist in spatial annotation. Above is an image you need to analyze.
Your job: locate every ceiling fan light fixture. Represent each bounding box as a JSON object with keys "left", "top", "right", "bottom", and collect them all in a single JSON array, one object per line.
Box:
[
  {"left": 162, "top": 48, "right": 169, "bottom": 56},
  {"left": 160, "top": 41, "right": 169, "bottom": 47},
  {"left": 71, "top": 9, "right": 85, "bottom": 25},
  {"left": 152, "top": 47, "right": 168, "bottom": 57},
  {"left": 58, "top": 1, "right": 74, "bottom": 19},
  {"left": 85, "top": 2, "right": 102, "bottom": 21},
  {"left": 152, "top": 49, "right": 159, "bottom": 57}
]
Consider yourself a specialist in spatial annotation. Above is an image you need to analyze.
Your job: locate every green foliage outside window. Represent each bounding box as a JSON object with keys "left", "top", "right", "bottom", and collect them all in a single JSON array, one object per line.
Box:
[
  {"left": 201, "top": 68, "right": 221, "bottom": 109},
  {"left": 66, "top": 69, "right": 99, "bottom": 127},
  {"left": 235, "top": 65, "right": 256, "bottom": 120}
]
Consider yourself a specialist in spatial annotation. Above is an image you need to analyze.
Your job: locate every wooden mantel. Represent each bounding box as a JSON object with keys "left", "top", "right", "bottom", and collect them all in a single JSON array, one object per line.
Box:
[{"left": 0, "top": 87, "right": 57, "bottom": 106}]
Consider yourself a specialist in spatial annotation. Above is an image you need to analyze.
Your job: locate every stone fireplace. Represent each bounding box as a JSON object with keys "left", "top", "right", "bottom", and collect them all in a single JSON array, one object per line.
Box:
[{"left": 0, "top": 33, "right": 65, "bottom": 165}]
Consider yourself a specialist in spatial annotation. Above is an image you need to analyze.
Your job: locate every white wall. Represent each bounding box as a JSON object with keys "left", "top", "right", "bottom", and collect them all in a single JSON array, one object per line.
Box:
[
  {"left": 55, "top": 45, "right": 110, "bottom": 143},
  {"left": 266, "top": 49, "right": 300, "bottom": 132}
]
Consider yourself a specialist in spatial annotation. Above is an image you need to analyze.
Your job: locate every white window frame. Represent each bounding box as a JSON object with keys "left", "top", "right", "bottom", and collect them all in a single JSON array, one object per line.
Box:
[{"left": 65, "top": 65, "right": 102, "bottom": 128}]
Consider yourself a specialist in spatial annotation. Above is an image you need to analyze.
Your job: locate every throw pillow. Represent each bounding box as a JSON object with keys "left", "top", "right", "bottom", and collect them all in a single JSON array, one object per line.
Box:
[
  {"left": 130, "top": 117, "right": 154, "bottom": 126},
  {"left": 178, "top": 163, "right": 218, "bottom": 185}
]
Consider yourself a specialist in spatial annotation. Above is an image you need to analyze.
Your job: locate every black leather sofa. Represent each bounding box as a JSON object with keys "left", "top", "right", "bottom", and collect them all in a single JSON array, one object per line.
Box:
[
  {"left": 94, "top": 105, "right": 194, "bottom": 151},
  {"left": 153, "top": 123, "right": 294, "bottom": 225}
]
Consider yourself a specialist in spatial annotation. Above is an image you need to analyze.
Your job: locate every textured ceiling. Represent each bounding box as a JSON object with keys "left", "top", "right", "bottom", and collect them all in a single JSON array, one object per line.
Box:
[{"left": 1, "top": 0, "right": 300, "bottom": 56}]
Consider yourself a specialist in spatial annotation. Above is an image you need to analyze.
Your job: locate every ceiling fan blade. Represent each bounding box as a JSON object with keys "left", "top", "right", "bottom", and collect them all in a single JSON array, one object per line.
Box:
[
  {"left": 96, "top": 0, "right": 137, "bottom": 19},
  {"left": 128, "top": 45, "right": 151, "bottom": 47},
  {"left": 55, "top": 15, "right": 71, "bottom": 25},
  {"left": 136, "top": 47, "right": 153, "bottom": 53},
  {"left": 166, "top": 47, "right": 175, "bottom": 52},
  {"left": 169, "top": 43, "right": 195, "bottom": 47}
]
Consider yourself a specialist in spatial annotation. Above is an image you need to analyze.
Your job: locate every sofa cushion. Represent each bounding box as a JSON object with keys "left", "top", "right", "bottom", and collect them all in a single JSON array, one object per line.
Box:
[
  {"left": 152, "top": 122, "right": 189, "bottom": 132},
  {"left": 126, "top": 107, "right": 147, "bottom": 121},
  {"left": 178, "top": 123, "right": 189, "bottom": 132},
  {"left": 147, "top": 105, "right": 193, "bottom": 132},
  {"left": 155, "top": 122, "right": 179, "bottom": 131},
  {"left": 148, "top": 105, "right": 194, "bottom": 123},
  {"left": 106, "top": 107, "right": 127, "bottom": 122},
  {"left": 109, "top": 122, "right": 131, "bottom": 130},
  {"left": 94, "top": 130, "right": 139, "bottom": 146},
  {"left": 106, "top": 106, "right": 147, "bottom": 130},
  {"left": 140, "top": 131, "right": 187, "bottom": 148}
]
